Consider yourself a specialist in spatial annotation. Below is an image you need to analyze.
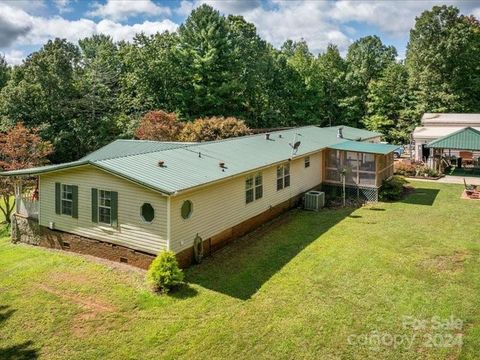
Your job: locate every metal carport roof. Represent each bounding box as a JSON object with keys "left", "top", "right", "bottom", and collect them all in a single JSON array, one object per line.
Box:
[{"left": 426, "top": 127, "right": 480, "bottom": 151}]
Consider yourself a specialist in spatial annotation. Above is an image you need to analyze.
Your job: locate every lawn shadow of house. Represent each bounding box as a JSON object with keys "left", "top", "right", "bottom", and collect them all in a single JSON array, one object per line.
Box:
[
  {"left": 401, "top": 188, "right": 440, "bottom": 206},
  {"left": 186, "top": 208, "right": 354, "bottom": 300},
  {"left": 0, "top": 305, "right": 38, "bottom": 360}
]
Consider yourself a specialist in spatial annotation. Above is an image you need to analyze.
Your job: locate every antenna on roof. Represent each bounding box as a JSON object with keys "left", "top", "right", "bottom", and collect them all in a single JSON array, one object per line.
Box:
[{"left": 289, "top": 134, "right": 301, "bottom": 156}]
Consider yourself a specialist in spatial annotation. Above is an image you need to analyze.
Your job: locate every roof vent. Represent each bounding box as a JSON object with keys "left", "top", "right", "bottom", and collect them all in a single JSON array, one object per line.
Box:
[
  {"left": 279, "top": 134, "right": 283, "bottom": 138},
  {"left": 158, "top": 160, "right": 166, "bottom": 167},
  {"left": 337, "top": 127, "right": 344, "bottom": 139},
  {"left": 265, "top": 133, "right": 271, "bottom": 140},
  {"left": 219, "top": 161, "right": 227, "bottom": 171}
]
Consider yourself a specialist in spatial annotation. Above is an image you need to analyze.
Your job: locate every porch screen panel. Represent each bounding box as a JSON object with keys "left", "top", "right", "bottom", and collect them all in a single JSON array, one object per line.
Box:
[
  {"left": 344, "top": 152, "right": 358, "bottom": 185},
  {"left": 325, "top": 149, "right": 342, "bottom": 182},
  {"left": 358, "top": 153, "right": 376, "bottom": 185}
]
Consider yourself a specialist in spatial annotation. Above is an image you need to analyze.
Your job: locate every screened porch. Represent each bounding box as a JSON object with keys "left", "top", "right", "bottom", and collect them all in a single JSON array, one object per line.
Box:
[{"left": 323, "top": 144, "right": 396, "bottom": 188}]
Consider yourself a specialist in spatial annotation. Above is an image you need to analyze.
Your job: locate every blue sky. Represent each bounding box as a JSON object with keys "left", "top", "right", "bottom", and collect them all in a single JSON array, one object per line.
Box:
[{"left": 1, "top": 0, "right": 480, "bottom": 65}]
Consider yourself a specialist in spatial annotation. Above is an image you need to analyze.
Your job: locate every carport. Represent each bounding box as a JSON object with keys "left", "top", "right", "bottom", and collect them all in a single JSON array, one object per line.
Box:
[{"left": 427, "top": 127, "right": 480, "bottom": 174}]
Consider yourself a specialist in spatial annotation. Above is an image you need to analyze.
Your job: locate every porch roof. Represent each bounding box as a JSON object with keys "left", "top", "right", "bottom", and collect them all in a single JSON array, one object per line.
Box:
[
  {"left": 426, "top": 127, "right": 480, "bottom": 151},
  {"left": 327, "top": 141, "right": 399, "bottom": 155}
]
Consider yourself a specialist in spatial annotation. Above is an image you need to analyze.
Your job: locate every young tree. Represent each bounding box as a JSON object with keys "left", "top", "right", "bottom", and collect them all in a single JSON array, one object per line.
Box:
[
  {"left": 406, "top": 6, "right": 480, "bottom": 113},
  {"left": 363, "top": 63, "right": 414, "bottom": 143},
  {"left": 313, "top": 44, "right": 347, "bottom": 127},
  {"left": 175, "top": 5, "right": 240, "bottom": 118},
  {"left": 180, "top": 117, "right": 251, "bottom": 142},
  {"left": 75, "top": 35, "right": 122, "bottom": 157},
  {"left": 135, "top": 110, "right": 184, "bottom": 141},
  {"left": 342, "top": 36, "right": 397, "bottom": 127},
  {"left": 0, "top": 39, "right": 80, "bottom": 163},
  {"left": 0, "top": 55, "right": 9, "bottom": 90},
  {"left": 0, "top": 123, "right": 53, "bottom": 223}
]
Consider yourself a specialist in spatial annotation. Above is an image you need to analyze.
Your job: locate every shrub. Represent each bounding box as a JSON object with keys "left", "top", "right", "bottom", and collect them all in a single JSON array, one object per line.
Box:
[
  {"left": 135, "top": 110, "right": 184, "bottom": 141},
  {"left": 146, "top": 251, "right": 184, "bottom": 293},
  {"left": 379, "top": 175, "right": 408, "bottom": 201},
  {"left": 179, "top": 116, "right": 251, "bottom": 142},
  {"left": 415, "top": 165, "right": 439, "bottom": 178},
  {"left": 394, "top": 162, "right": 416, "bottom": 176}
]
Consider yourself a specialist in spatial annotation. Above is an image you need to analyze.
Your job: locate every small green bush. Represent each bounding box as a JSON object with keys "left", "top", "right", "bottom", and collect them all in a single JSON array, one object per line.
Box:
[
  {"left": 415, "top": 165, "right": 439, "bottom": 177},
  {"left": 379, "top": 175, "right": 408, "bottom": 201},
  {"left": 146, "top": 251, "right": 184, "bottom": 293}
]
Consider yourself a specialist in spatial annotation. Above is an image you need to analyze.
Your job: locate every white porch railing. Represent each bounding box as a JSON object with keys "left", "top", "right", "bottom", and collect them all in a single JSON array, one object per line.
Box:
[
  {"left": 14, "top": 182, "right": 39, "bottom": 220},
  {"left": 16, "top": 196, "right": 39, "bottom": 220}
]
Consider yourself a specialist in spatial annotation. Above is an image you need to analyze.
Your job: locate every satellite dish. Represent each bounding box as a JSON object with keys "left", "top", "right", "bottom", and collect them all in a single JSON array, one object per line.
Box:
[{"left": 293, "top": 141, "right": 301, "bottom": 150}]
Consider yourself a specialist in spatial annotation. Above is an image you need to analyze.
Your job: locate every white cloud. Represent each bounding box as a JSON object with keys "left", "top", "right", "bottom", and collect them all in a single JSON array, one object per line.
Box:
[
  {"left": 2, "top": 49, "right": 27, "bottom": 66},
  {"left": 95, "top": 19, "right": 178, "bottom": 42},
  {"left": 0, "top": 2, "right": 178, "bottom": 62},
  {"left": 330, "top": 1, "right": 480, "bottom": 36},
  {"left": 54, "top": 0, "right": 73, "bottom": 13},
  {"left": 88, "top": 0, "right": 171, "bottom": 21},
  {"left": 178, "top": 1, "right": 351, "bottom": 53},
  {"left": 1, "top": 0, "right": 47, "bottom": 13},
  {"left": 0, "top": 4, "right": 33, "bottom": 47}
]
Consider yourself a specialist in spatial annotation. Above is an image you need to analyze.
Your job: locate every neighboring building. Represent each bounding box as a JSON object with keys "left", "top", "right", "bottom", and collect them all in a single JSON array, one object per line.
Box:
[
  {"left": 3, "top": 126, "right": 396, "bottom": 268},
  {"left": 413, "top": 113, "right": 480, "bottom": 161}
]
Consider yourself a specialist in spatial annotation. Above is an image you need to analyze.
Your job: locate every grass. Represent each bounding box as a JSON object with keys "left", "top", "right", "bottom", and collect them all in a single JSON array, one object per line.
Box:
[
  {"left": 448, "top": 166, "right": 480, "bottom": 178},
  {"left": 0, "top": 181, "right": 479, "bottom": 359}
]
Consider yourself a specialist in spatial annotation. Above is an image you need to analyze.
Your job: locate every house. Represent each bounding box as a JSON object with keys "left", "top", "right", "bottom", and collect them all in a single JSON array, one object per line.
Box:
[
  {"left": 413, "top": 113, "right": 480, "bottom": 162},
  {"left": 3, "top": 126, "right": 397, "bottom": 268}
]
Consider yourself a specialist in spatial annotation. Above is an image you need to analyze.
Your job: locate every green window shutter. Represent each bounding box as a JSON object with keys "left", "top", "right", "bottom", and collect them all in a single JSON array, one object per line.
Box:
[
  {"left": 55, "top": 182, "right": 61, "bottom": 215},
  {"left": 72, "top": 185, "right": 78, "bottom": 219},
  {"left": 111, "top": 191, "right": 118, "bottom": 227},
  {"left": 91, "top": 188, "right": 98, "bottom": 223}
]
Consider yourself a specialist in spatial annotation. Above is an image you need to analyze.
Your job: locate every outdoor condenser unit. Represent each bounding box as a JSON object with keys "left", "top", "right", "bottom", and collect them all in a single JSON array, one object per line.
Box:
[{"left": 304, "top": 191, "right": 325, "bottom": 211}]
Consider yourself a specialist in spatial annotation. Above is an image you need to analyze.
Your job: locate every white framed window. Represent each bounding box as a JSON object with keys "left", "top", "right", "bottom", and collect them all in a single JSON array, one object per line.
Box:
[
  {"left": 61, "top": 184, "right": 73, "bottom": 216},
  {"left": 276, "top": 163, "right": 290, "bottom": 190},
  {"left": 246, "top": 172, "right": 263, "bottom": 204},
  {"left": 305, "top": 156, "right": 310, "bottom": 168},
  {"left": 98, "top": 190, "right": 112, "bottom": 225}
]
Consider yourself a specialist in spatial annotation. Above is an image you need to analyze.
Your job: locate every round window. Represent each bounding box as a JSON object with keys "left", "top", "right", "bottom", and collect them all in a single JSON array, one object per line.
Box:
[
  {"left": 141, "top": 203, "right": 155, "bottom": 223},
  {"left": 181, "top": 200, "right": 193, "bottom": 219}
]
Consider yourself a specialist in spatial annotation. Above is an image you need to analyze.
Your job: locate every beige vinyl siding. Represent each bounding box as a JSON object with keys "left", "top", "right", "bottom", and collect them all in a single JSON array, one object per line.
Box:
[
  {"left": 39, "top": 165, "right": 168, "bottom": 254},
  {"left": 170, "top": 150, "right": 323, "bottom": 253}
]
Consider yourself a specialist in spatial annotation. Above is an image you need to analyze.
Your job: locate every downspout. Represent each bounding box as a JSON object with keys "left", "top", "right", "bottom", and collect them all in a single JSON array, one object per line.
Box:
[{"left": 166, "top": 195, "right": 171, "bottom": 251}]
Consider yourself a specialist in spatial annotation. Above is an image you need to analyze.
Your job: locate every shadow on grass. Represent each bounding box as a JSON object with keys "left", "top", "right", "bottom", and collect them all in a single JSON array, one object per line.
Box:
[
  {"left": 401, "top": 188, "right": 440, "bottom": 206},
  {"left": 186, "top": 208, "right": 354, "bottom": 300},
  {"left": 168, "top": 283, "right": 198, "bottom": 300},
  {"left": 0, "top": 305, "right": 38, "bottom": 360}
]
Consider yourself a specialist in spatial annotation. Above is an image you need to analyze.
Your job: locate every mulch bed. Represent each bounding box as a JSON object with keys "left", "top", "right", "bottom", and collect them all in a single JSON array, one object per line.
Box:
[{"left": 461, "top": 190, "right": 480, "bottom": 201}]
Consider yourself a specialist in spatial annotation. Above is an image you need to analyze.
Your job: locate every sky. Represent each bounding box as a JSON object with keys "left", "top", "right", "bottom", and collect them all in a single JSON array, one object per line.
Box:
[{"left": 1, "top": 0, "right": 480, "bottom": 65}]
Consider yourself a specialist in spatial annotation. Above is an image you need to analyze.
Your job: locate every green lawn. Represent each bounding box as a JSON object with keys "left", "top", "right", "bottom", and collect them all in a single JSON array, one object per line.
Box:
[{"left": 1, "top": 181, "right": 479, "bottom": 359}]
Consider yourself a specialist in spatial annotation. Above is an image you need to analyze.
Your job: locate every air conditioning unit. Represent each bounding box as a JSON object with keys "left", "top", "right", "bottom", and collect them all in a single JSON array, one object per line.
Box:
[{"left": 304, "top": 191, "right": 325, "bottom": 211}]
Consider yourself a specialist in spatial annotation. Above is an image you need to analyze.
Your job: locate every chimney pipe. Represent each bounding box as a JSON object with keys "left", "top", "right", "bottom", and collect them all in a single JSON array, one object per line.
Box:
[{"left": 337, "top": 127, "right": 343, "bottom": 139}]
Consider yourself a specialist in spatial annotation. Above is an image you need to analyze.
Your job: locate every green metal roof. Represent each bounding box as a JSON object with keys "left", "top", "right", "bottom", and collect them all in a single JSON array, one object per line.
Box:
[
  {"left": 0, "top": 126, "right": 385, "bottom": 195},
  {"left": 322, "top": 126, "right": 382, "bottom": 141},
  {"left": 81, "top": 140, "right": 190, "bottom": 161},
  {"left": 327, "top": 141, "right": 399, "bottom": 155},
  {"left": 427, "top": 127, "right": 480, "bottom": 151}
]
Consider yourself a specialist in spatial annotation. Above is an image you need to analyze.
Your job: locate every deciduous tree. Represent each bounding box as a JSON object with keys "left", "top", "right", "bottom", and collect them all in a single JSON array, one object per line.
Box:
[
  {"left": 0, "top": 123, "right": 53, "bottom": 223},
  {"left": 180, "top": 117, "right": 251, "bottom": 142},
  {"left": 135, "top": 110, "right": 184, "bottom": 141}
]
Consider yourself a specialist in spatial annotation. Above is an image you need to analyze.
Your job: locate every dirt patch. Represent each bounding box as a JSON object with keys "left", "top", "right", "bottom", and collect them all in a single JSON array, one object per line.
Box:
[
  {"left": 36, "top": 284, "right": 117, "bottom": 338},
  {"left": 419, "top": 251, "right": 471, "bottom": 273}
]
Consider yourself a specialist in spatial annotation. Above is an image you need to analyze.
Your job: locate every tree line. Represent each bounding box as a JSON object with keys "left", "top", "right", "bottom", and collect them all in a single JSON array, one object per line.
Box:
[{"left": 0, "top": 4, "right": 479, "bottom": 164}]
